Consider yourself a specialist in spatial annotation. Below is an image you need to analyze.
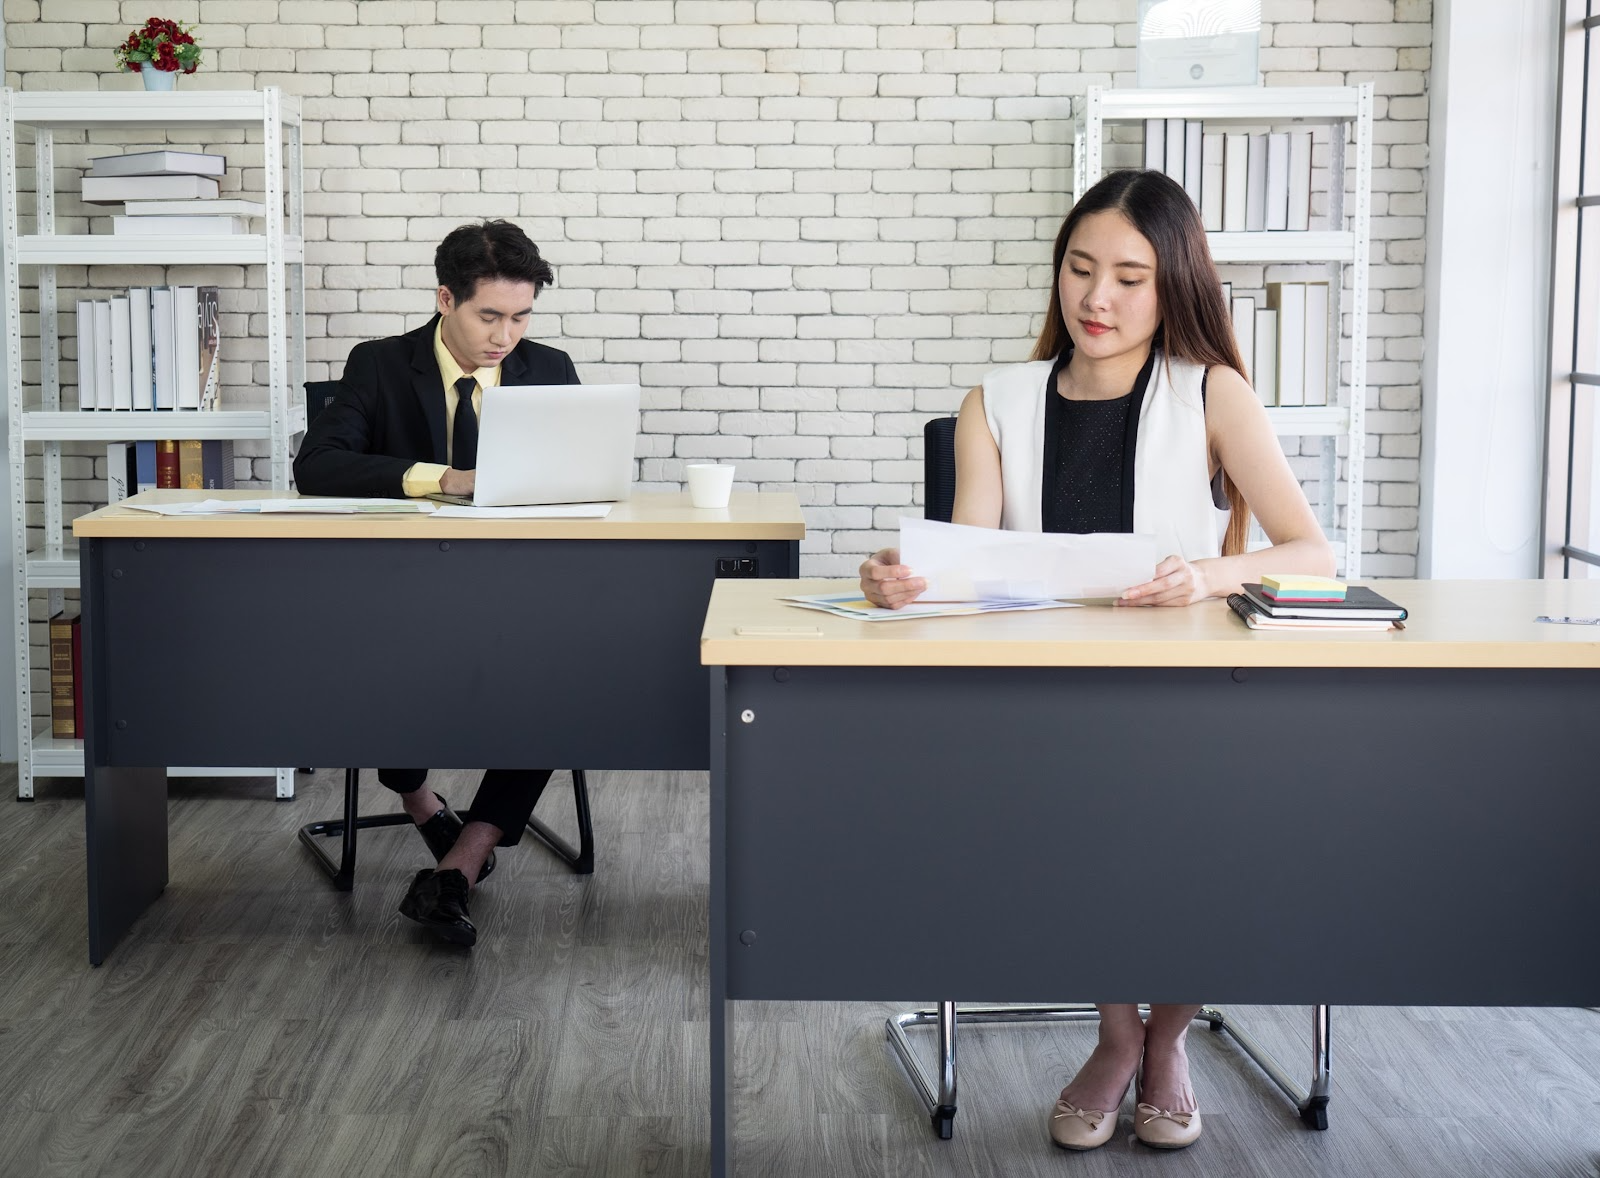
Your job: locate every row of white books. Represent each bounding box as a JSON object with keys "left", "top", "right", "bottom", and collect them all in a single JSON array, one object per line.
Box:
[
  {"left": 1147, "top": 121, "right": 1316, "bottom": 233},
  {"left": 82, "top": 150, "right": 262, "bottom": 236},
  {"left": 1223, "top": 281, "right": 1329, "bottom": 407},
  {"left": 75, "top": 286, "right": 221, "bottom": 411}
]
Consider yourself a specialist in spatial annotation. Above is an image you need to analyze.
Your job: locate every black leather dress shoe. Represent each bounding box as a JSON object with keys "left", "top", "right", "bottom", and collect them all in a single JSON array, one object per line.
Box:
[
  {"left": 415, "top": 803, "right": 495, "bottom": 882},
  {"left": 399, "top": 868, "right": 477, "bottom": 947}
]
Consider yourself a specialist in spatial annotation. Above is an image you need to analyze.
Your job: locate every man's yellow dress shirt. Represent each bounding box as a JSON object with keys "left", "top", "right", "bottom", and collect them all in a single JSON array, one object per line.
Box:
[{"left": 400, "top": 319, "right": 503, "bottom": 497}]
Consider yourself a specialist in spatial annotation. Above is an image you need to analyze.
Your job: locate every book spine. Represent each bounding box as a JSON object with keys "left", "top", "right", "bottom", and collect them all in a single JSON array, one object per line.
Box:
[
  {"left": 1222, "top": 132, "right": 1248, "bottom": 233},
  {"left": 174, "top": 286, "right": 200, "bottom": 409},
  {"left": 105, "top": 441, "right": 131, "bottom": 504},
  {"left": 1245, "top": 132, "right": 1268, "bottom": 233},
  {"left": 200, "top": 439, "right": 235, "bottom": 489},
  {"left": 1253, "top": 308, "right": 1277, "bottom": 406},
  {"left": 1226, "top": 593, "right": 1257, "bottom": 626},
  {"left": 152, "top": 287, "right": 177, "bottom": 410},
  {"left": 70, "top": 617, "right": 83, "bottom": 740},
  {"left": 110, "top": 295, "right": 133, "bottom": 410},
  {"left": 1200, "top": 132, "right": 1224, "bottom": 232},
  {"left": 1231, "top": 296, "right": 1255, "bottom": 385},
  {"left": 1303, "top": 281, "right": 1330, "bottom": 406},
  {"left": 178, "top": 438, "right": 204, "bottom": 489},
  {"left": 1265, "top": 131, "right": 1290, "bottom": 231},
  {"left": 1288, "top": 129, "right": 1314, "bottom": 232},
  {"left": 76, "top": 299, "right": 96, "bottom": 410},
  {"left": 128, "top": 287, "right": 153, "bottom": 410},
  {"left": 196, "top": 286, "right": 221, "bottom": 411},
  {"left": 1269, "top": 282, "right": 1306, "bottom": 406},
  {"left": 1164, "top": 118, "right": 1185, "bottom": 187},
  {"left": 134, "top": 440, "right": 158, "bottom": 491},
  {"left": 156, "top": 439, "right": 179, "bottom": 488},
  {"left": 1144, "top": 119, "right": 1164, "bottom": 170},
  {"left": 49, "top": 612, "right": 74, "bottom": 739},
  {"left": 1183, "top": 120, "right": 1203, "bottom": 208},
  {"left": 93, "top": 301, "right": 113, "bottom": 410}
]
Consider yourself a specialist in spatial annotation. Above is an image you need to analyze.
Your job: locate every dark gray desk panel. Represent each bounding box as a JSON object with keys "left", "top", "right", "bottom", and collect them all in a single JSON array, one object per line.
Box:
[
  {"left": 85, "top": 535, "right": 793, "bottom": 771},
  {"left": 719, "top": 664, "right": 1600, "bottom": 1007}
]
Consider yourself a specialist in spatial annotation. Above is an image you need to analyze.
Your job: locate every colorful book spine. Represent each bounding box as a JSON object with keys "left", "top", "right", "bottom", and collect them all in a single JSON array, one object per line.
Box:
[
  {"left": 49, "top": 612, "right": 75, "bottom": 739},
  {"left": 156, "top": 439, "right": 179, "bottom": 488},
  {"left": 178, "top": 439, "right": 204, "bottom": 489}
]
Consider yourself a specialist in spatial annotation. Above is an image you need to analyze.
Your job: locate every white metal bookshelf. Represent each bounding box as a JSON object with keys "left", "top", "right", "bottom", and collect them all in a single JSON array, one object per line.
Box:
[
  {"left": 1074, "top": 83, "right": 1374, "bottom": 576},
  {"left": 1, "top": 88, "right": 306, "bottom": 799}
]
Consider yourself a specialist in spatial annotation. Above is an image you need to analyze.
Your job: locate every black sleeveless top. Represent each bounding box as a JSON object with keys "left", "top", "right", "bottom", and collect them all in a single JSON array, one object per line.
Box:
[{"left": 1042, "top": 347, "right": 1157, "bottom": 534}]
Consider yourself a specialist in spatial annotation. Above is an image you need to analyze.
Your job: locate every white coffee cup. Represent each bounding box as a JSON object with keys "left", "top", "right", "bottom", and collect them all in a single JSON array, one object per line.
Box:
[{"left": 686, "top": 463, "right": 735, "bottom": 509}]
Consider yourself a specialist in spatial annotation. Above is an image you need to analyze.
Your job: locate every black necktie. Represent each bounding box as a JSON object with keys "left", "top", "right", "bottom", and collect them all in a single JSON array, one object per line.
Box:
[{"left": 452, "top": 375, "right": 478, "bottom": 471}]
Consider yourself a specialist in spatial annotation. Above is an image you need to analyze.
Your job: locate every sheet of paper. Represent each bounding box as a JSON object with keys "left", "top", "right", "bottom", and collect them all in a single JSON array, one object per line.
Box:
[
  {"left": 429, "top": 504, "right": 613, "bottom": 519},
  {"left": 121, "top": 498, "right": 436, "bottom": 515},
  {"left": 899, "top": 517, "right": 1159, "bottom": 602},
  {"left": 784, "top": 592, "right": 1081, "bottom": 622}
]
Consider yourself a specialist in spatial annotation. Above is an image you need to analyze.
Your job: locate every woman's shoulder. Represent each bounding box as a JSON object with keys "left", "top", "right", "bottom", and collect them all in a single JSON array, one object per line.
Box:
[{"left": 981, "top": 359, "right": 1053, "bottom": 399}]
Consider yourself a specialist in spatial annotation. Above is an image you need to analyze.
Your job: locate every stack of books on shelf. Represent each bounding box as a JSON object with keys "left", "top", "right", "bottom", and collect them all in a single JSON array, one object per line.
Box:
[
  {"left": 107, "top": 439, "right": 236, "bottom": 498},
  {"left": 1227, "top": 575, "right": 1407, "bottom": 632},
  {"left": 1146, "top": 120, "right": 1315, "bottom": 233},
  {"left": 81, "top": 149, "right": 261, "bottom": 236},
  {"left": 1220, "top": 280, "right": 1330, "bottom": 407},
  {"left": 49, "top": 610, "right": 81, "bottom": 741},
  {"left": 75, "top": 286, "right": 219, "bottom": 410}
]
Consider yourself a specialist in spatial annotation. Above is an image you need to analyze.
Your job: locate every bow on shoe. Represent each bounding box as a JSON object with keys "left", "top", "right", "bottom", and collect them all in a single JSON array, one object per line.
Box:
[
  {"left": 1136, "top": 1103, "right": 1194, "bottom": 1128},
  {"left": 1052, "top": 1102, "right": 1108, "bottom": 1129}
]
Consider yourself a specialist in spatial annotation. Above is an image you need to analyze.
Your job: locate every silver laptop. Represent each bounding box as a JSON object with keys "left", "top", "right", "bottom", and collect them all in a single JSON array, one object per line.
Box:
[{"left": 433, "top": 383, "right": 640, "bottom": 507}]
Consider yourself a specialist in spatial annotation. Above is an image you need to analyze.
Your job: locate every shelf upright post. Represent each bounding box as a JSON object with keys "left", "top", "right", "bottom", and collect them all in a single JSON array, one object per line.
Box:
[
  {"left": 1323, "top": 103, "right": 1348, "bottom": 540},
  {"left": 1345, "top": 82, "right": 1374, "bottom": 579},
  {"left": 1, "top": 89, "right": 33, "bottom": 798}
]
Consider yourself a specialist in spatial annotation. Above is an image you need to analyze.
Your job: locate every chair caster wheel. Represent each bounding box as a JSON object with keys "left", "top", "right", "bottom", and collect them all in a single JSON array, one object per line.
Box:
[{"left": 932, "top": 1105, "right": 956, "bottom": 1140}]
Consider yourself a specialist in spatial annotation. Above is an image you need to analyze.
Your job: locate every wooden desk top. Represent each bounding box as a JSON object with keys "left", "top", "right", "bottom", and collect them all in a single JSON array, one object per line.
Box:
[
  {"left": 72, "top": 489, "right": 806, "bottom": 541},
  {"left": 701, "top": 578, "right": 1600, "bottom": 669}
]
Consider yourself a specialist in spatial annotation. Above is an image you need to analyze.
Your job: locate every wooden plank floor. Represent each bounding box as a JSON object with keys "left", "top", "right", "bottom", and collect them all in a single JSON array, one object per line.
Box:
[{"left": 3, "top": 766, "right": 1599, "bottom": 1176}]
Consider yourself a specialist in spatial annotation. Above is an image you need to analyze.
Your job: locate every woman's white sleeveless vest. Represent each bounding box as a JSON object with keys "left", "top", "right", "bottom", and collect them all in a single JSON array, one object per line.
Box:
[{"left": 980, "top": 352, "right": 1224, "bottom": 560}]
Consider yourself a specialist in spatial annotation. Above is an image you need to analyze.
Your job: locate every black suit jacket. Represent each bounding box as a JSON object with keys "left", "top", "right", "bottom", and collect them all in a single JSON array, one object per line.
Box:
[{"left": 293, "top": 314, "right": 580, "bottom": 498}]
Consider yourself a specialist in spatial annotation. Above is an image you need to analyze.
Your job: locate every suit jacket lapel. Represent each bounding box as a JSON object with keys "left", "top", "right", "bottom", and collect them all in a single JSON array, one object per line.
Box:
[
  {"left": 500, "top": 340, "right": 532, "bottom": 387},
  {"left": 410, "top": 315, "right": 447, "bottom": 464}
]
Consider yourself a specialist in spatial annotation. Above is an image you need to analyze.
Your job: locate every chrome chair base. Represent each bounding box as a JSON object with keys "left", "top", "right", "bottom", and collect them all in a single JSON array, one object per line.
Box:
[{"left": 884, "top": 1002, "right": 1331, "bottom": 1141}]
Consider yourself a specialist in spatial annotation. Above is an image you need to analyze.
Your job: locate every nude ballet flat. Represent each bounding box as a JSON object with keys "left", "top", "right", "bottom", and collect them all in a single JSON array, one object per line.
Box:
[
  {"left": 1049, "top": 1093, "right": 1123, "bottom": 1151},
  {"left": 1133, "top": 1101, "right": 1202, "bottom": 1150}
]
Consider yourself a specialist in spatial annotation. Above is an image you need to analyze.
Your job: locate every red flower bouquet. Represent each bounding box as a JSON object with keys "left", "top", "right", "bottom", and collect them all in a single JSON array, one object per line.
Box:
[{"left": 114, "top": 18, "right": 201, "bottom": 74}]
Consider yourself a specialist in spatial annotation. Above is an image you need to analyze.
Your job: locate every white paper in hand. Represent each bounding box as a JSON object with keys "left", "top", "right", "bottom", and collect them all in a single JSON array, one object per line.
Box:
[{"left": 899, "top": 517, "right": 1159, "bottom": 601}]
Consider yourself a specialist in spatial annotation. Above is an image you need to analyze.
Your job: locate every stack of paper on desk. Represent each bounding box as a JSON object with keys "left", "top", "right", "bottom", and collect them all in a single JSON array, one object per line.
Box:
[
  {"left": 784, "top": 592, "right": 1080, "bottom": 622},
  {"left": 899, "top": 518, "right": 1158, "bottom": 602},
  {"left": 122, "top": 498, "right": 436, "bottom": 516}
]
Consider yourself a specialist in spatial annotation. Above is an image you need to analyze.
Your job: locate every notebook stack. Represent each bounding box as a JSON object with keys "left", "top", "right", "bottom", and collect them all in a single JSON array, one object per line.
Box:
[{"left": 1227, "top": 575, "right": 1407, "bottom": 632}]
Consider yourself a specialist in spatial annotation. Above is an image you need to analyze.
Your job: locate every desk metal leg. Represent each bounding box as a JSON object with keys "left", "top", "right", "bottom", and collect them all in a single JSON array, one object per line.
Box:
[
  {"left": 885, "top": 1003, "right": 1332, "bottom": 1138},
  {"left": 84, "top": 765, "right": 168, "bottom": 966}
]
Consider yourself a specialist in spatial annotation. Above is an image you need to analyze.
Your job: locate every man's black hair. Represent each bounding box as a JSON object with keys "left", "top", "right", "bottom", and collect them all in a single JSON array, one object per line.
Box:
[{"left": 434, "top": 219, "right": 554, "bottom": 306}]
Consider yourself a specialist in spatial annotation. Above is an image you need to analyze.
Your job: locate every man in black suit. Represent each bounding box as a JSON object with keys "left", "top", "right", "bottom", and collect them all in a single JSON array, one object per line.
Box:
[{"left": 294, "top": 220, "right": 577, "bottom": 948}]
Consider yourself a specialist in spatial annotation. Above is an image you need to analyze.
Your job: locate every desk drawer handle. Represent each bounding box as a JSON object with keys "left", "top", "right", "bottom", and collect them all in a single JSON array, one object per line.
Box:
[{"left": 741, "top": 709, "right": 755, "bottom": 724}]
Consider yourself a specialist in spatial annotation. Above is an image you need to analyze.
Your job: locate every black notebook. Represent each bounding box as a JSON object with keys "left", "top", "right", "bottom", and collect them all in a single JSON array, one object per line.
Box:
[{"left": 1240, "top": 584, "right": 1408, "bottom": 621}]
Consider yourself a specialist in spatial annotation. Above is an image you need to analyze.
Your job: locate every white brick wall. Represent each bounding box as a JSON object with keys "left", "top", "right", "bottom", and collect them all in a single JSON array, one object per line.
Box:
[{"left": 6, "top": 0, "right": 1431, "bottom": 579}]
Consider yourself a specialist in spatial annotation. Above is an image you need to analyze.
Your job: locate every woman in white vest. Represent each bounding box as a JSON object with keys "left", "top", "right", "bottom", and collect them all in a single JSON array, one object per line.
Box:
[{"left": 859, "top": 169, "right": 1335, "bottom": 1152}]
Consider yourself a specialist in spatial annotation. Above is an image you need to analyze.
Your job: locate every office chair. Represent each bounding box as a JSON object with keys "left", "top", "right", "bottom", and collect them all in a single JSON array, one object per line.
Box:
[
  {"left": 292, "top": 379, "right": 596, "bottom": 890},
  {"left": 883, "top": 415, "right": 1332, "bottom": 1140}
]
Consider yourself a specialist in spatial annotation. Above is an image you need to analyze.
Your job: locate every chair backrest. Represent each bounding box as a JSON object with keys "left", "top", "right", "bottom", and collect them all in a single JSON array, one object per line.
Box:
[
  {"left": 923, "top": 415, "right": 958, "bottom": 523},
  {"left": 304, "top": 380, "right": 343, "bottom": 426}
]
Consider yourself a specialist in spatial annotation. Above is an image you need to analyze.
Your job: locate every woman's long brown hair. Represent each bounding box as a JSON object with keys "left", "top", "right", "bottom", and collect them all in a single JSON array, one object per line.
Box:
[{"left": 1033, "top": 169, "right": 1252, "bottom": 557}]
